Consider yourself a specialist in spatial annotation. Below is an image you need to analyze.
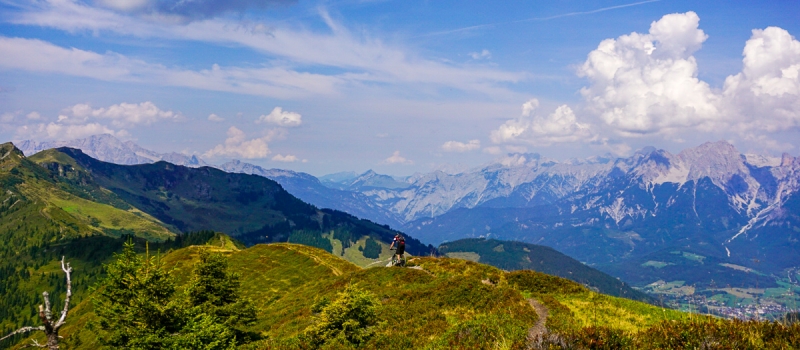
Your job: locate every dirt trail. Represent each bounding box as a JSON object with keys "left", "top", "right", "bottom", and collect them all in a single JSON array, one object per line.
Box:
[{"left": 527, "top": 298, "right": 549, "bottom": 345}]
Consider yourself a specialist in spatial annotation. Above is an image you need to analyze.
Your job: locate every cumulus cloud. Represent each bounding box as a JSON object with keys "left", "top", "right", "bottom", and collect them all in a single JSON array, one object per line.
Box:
[
  {"left": 60, "top": 101, "right": 180, "bottom": 127},
  {"left": 272, "top": 154, "right": 298, "bottom": 162},
  {"left": 15, "top": 122, "right": 125, "bottom": 141},
  {"left": 486, "top": 12, "right": 799, "bottom": 152},
  {"left": 382, "top": 151, "right": 413, "bottom": 165},
  {"left": 576, "top": 11, "right": 800, "bottom": 145},
  {"left": 490, "top": 99, "right": 594, "bottom": 146},
  {"left": 203, "top": 126, "right": 271, "bottom": 159},
  {"left": 257, "top": 107, "right": 302, "bottom": 127},
  {"left": 722, "top": 27, "right": 800, "bottom": 132},
  {"left": 441, "top": 139, "right": 480, "bottom": 152},
  {"left": 578, "top": 11, "right": 720, "bottom": 136},
  {"left": 208, "top": 113, "right": 224, "bottom": 122}
]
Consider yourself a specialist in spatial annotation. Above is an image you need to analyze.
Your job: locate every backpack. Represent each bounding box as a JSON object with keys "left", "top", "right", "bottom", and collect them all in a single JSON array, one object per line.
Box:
[{"left": 397, "top": 237, "right": 405, "bottom": 249}]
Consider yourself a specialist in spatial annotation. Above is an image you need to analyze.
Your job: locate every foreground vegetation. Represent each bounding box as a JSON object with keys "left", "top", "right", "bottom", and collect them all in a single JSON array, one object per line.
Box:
[
  {"left": 3, "top": 143, "right": 799, "bottom": 348},
  {"left": 4, "top": 239, "right": 796, "bottom": 349}
]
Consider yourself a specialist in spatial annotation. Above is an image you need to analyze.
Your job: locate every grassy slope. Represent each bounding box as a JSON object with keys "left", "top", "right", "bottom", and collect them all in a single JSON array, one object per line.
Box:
[
  {"left": 439, "top": 238, "right": 653, "bottom": 303},
  {"left": 35, "top": 243, "right": 692, "bottom": 349},
  {"left": 33, "top": 147, "right": 435, "bottom": 257},
  {"left": 0, "top": 143, "right": 174, "bottom": 335}
]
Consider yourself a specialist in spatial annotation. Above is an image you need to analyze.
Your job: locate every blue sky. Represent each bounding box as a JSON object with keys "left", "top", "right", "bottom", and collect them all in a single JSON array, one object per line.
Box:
[{"left": 1, "top": 0, "right": 799, "bottom": 175}]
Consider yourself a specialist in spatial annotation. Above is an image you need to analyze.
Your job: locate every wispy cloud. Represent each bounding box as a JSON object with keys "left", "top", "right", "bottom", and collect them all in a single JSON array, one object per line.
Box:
[
  {"left": 421, "top": 0, "right": 661, "bottom": 37},
  {"left": 5, "top": 0, "right": 525, "bottom": 99}
]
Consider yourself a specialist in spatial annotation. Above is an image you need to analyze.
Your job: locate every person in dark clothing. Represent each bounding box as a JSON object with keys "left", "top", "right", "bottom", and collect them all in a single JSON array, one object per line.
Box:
[{"left": 389, "top": 234, "right": 405, "bottom": 265}]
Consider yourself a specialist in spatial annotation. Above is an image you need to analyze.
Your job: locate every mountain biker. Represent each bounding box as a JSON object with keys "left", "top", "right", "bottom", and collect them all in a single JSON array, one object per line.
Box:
[{"left": 389, "top": 234, "right": 405, "bottom": 265}]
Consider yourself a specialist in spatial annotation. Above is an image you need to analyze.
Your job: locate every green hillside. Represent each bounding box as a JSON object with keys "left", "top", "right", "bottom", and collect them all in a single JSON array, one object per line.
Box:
[
  {"left": 1, "top": 142, "right": 178, "bottom": 340},
  {"left": 30, "top": 147, "right": 434, "bottom": 258},
  {"left": 1, "top": 143, "right": 433, "bottom": 342},
  {"left": 12, "top": 243, "right": 673, "bottom": 349},
  {"left": 438, "top": 238, "right": 653, "bottom": 303},
  {"left": 13, "top": 242, "right": 800, "bottom": 349}
]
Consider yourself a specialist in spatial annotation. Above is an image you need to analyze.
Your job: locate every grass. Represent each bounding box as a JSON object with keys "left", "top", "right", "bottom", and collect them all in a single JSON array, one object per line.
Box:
[
  {"left": 446, "top": 252, "right": 481, "bottom": 262},
  {"left": 32, "top": 245, "right": 541, "bottom": 349},
  {"left": 26, "top": 184, "right": 174, "bottom": 241},
  {"left": 11, "top": 241, "right": 800, "bottom": 349},
  {"left": 554, "top": 291, "right": 691, "bottom": 333}
]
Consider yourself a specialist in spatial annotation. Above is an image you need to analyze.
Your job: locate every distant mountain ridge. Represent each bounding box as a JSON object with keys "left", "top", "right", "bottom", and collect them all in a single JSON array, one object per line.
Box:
[
  {"left": 16, "top": 134, "right": 208, "bottom": 167},
  {"left": 15, "top": 135, "right": 800, "bottom": 293},
  {"left": 16, "top": 134, "right": 403, "bottom": 228}
]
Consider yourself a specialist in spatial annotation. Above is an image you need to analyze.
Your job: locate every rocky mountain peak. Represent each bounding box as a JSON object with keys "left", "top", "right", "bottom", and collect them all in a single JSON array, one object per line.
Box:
[
  {"left": 0, "top": 142, "right": 26, "bottom": 164},
  {"left": 781, "top": 153, "right": 797, "bottom": 167}
]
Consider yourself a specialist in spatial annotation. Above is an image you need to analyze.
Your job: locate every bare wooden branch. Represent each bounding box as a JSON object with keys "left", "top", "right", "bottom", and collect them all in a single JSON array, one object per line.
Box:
[
  {"left": 2, "top": 257, "right": 73, "bottom": 350},
  {"left": 54, "top": 257, "right": 72, "bottom": 328},
  {"left": 20, "top": 339, "right": 47, "bottom": 348},
  {"left": 0, "top": 326, "right": 45, "bottom": 342},
  {"left": 42, "top": 292, "right": 52, "bottom": 322}
]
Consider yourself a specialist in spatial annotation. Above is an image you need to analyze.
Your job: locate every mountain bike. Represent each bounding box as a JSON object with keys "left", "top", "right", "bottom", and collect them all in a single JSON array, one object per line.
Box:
[{"left": 390, "top": 248, "right": 405, "bottom": 267}]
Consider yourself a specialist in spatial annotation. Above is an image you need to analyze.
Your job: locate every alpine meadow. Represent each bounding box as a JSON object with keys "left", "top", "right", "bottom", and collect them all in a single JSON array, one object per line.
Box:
[{"left": 2, "top": 0, "right": 800, "bottom": 349}]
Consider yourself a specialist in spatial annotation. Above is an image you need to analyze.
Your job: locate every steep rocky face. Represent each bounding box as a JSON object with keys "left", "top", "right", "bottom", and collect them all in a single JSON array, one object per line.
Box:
[{"left": 329, "top": 142, "right": 799, "bottom": 235}]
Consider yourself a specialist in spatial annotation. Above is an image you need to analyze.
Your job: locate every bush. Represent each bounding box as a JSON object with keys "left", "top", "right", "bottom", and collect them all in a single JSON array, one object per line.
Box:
[{"left": 304, "top": 285, "right": 380, "bottom": 348}]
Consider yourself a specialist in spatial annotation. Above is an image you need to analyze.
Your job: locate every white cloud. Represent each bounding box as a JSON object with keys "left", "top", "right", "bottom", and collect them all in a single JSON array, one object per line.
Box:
[
  {"left": 1, "top": 111, "right": 19, "bottom": 123},
  {"left": 26, "top": 112, "right": 43, "bottom": 120},
  {"left": 0, "top": 36, "right": 342, "bottom": 99},
  {"left": 203, "top": 126, "right": 272, "bottom": 159},
  {"left": 482, "top": 146, "right": 502, "bottom": 155},
  {"left": 15, "top": 122, "right": 125, "bottom": 141},
  {"left": 577, "top": 11, "right": 720, "bottom": 136},
  {"left": 574, "top": 12, "right": 800, "bottom": 147},
  {"left": 469, "top": 49, "right": 491, "bottom": 60},
  {"left": 257, "top": 107, "right": 302, "bottom": 127},
  {"left": 441, "top": 139, "right": 480, "bottom": 152},
  {"left": 722, "top": 27, "right": 800, "bottom": 132},
  {"left": 272, "top": 154, "right": 298, "bottom": 162},
  {"left": 61, "top": 101, "right": 180, "bottom": 127},
  {"left": 504, "top": 145, "right": 528, "bottom": 153},
  {"left": 382, "top": 150, "right": 413, "bottom": 165},
  {"left": 5, "top": 0, "right": 525, "bottom": 99},
  {"left": 208, "top": 113, "right": 224, "bottom": 122},
  {"left": 490, "top": 99, "right": 594, "bottom": 146}
]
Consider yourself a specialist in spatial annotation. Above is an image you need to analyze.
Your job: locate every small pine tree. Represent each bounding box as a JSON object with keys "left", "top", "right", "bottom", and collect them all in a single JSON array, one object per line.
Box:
[
  {"left": 185, "top": 251, "right": 257, "bottom": 341},
  {"left": 304, "top": 285, "right": 380, "bottom": 348}
]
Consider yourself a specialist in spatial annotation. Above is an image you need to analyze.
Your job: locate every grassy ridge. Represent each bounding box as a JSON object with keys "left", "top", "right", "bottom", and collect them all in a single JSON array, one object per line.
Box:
[
  {"left": 439, "top": 238, "right": 653, "bottom": 303},
  {"left": 10, "top": 240, "right": 800, "bottom": 349},
  {"left": 25, "top": 243, "right": 703, "bottom": 349}
]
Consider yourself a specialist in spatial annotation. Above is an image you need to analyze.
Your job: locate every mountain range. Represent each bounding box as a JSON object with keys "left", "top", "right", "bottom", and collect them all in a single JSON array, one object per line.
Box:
[
  {"left": 3, "top": 141, "right": 672, "bottom": 346},
  {"left": 15, "top": 135, "right": 800, "bottom": 292}
]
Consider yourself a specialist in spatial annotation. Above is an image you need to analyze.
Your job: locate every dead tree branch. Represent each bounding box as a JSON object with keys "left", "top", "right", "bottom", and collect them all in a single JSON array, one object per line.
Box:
[
  {"left": 0, "top": 326, "right": 46, "bottom": 343},
  {"left": 0, "top": 256, "right": 73, "bottom": 350}
]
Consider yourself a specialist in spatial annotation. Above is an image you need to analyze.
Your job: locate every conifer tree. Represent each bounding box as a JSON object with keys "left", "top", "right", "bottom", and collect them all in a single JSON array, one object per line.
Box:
[
  {"left": 93, "top": 242, "right": 237, "bottom": 349},
  {"left": 186, "top": 251, "right": 257, "bottom": 342}
]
